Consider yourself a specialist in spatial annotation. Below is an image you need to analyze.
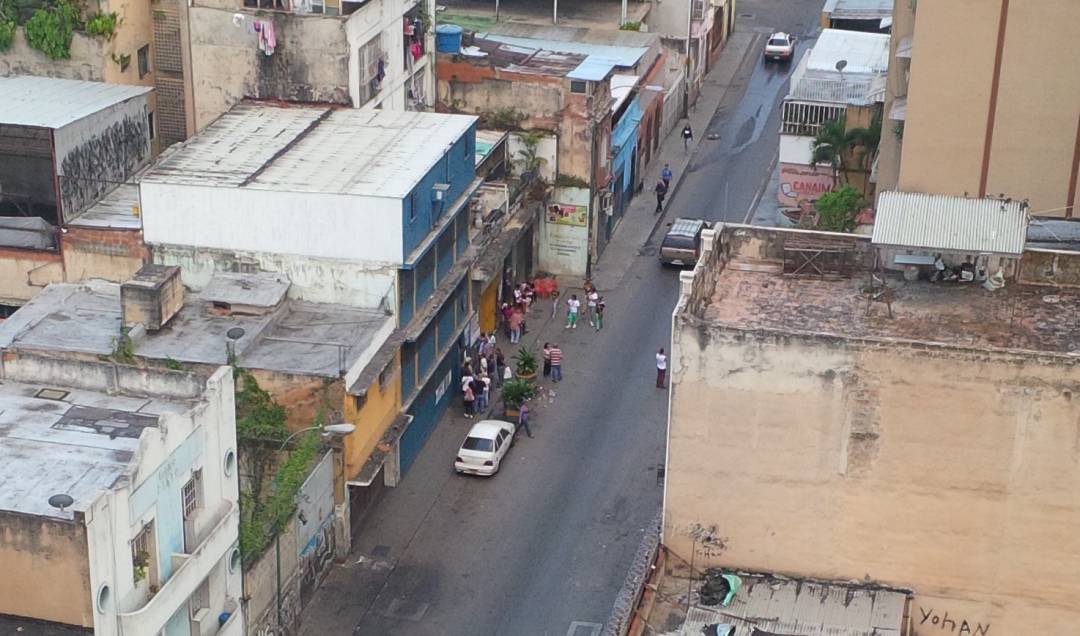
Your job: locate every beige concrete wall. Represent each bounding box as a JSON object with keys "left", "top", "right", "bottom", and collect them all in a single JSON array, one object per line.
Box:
[
  {"left": 897, "top": 1, "right": 1080, "bottom": 214},
  {"left": 666, "top": 325, "right": 1080, "bottom": 635},
  {"left": 0, "top": 248, "right": 64, "bottom": 304},
  {"left": 187, "top": 7, "right": 350, "bottom": 131},
  {"left": 0, "top": 28, "right": 107, "bottom": 79},
  {"left": 898, "top": 0, "right": 996, "bottom": 199},
  {"left": 983, "top": 2, "right": 1080, "bottom": 213},
  {"left": 0, "top": 512, "right": 93, "bottom": 627}
]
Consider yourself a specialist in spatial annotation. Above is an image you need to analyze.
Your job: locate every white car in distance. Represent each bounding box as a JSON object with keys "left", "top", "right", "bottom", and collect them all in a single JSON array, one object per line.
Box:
[
  {"left": 455, "top": 419, "right": 516, "bottom": 476},
  {"left": 764, "top": 32, "right": 795, "bottom": 62}
]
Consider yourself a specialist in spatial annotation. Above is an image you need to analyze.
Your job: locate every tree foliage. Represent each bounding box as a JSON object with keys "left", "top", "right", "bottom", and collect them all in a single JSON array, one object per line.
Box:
[
  {"left": 814, "top": 185, "right": 864, "bottom": 233},
  {"left": 234, "top": 368, "right": 323, "bottom": 564},
  {"left": 24, "top": 0, "right": 78, "bottom": 59}
]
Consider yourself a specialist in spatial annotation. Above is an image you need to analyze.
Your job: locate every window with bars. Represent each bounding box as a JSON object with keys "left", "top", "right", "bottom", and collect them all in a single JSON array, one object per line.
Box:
[
  {"left": 358, "top": 35, "right": 385, "bottom": 106},
  {"left": 182, "top": 471, "right": 201, "bottom": 520},
  {"left": 781, "top": 102, "right": 845, "bottom": 136},
  {"left": 242, "top": 0, "right": 289, "bottom": 10},
  {"left": 132, "top": 521, "right": 155, "bottom": 584},
  {"left": 188, "top": 578, "right": 210, "bottom": 618}
]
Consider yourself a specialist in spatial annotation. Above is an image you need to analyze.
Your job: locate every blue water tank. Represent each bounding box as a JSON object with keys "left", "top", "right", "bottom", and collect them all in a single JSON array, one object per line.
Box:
[{"left": 436, "top": 24, "right": 463, "bottom": 53}]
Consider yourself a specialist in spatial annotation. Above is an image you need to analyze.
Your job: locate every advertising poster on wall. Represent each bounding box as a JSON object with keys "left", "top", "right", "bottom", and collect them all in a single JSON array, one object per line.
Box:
[
  {"left": 778, "top": 163, "right": 835, "bottom": 207},
  {"left": 546, "top": 203, "right": 588, "bottom": 227}
]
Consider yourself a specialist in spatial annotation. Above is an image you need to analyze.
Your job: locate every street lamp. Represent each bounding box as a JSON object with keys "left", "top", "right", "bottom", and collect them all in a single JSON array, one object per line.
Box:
[{"left": 277, "top": 423, "right": 356, "bottom": 450}]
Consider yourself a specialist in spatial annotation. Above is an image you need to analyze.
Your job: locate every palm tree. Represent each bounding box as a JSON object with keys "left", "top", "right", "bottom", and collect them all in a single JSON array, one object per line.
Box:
[{"left": 811, "top": 116, "right": 852, "bottom": 187}]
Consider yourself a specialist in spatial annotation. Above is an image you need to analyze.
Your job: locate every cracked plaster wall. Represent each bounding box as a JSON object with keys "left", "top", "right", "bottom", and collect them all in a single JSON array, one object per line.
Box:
[{"left": 666, "top": 323, "right": 1080, "bottom": 635}]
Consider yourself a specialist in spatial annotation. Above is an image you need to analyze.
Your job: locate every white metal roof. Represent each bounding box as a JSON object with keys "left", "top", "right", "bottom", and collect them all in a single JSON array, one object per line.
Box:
[
  {"left": 806, "top": 29, "right": 890, "bottom": 75},
  {"left": 0, "top": 76, "right": 152, "bottom": 129},
  {"left": 873, "top": 191, "right": 1029, "bottom": 255},
  {"left": 822, "top": 0, "right": 893, "bottom": 21},
  {"left": 143, "top": 104, "right": 478, "bottom": 199},
  {"left": 678, "top": 574, "right": 906, "bottom": 636},
  {"left": 611, "top": 74, "right": 640, "bottom": 114}
]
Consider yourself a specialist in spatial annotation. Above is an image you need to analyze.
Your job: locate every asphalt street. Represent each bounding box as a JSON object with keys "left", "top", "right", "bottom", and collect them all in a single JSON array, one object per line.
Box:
[{"left": 301, "top": 3, "right": 823, "bottom": 635}]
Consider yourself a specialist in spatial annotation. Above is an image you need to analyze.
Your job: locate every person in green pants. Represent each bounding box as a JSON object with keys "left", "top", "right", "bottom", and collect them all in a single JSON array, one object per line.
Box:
[{"left": 565, "top": 294, "right": 580, "bottom": 329}]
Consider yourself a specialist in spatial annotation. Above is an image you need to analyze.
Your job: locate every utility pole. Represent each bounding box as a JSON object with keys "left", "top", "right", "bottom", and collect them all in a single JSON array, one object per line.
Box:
[
  {"left": 553, "top": 0, "right": 557, "bottom": 24},
  {"left": 621, "top": 0, "right": 627, "bottom": 25}
]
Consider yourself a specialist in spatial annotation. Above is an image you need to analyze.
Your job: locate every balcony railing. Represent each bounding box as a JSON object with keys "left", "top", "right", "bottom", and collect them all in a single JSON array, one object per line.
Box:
[{"left": 118, "top": 501, "right": 239, "bottom": 635}]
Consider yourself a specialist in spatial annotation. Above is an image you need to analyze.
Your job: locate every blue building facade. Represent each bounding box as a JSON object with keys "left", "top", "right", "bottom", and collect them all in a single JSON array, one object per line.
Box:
[
  {"left": 396, "top": 123, "right": 479, "bottom": 476},
  {"left": 608, "top": 96, "right": 643, "bottom": 239}
]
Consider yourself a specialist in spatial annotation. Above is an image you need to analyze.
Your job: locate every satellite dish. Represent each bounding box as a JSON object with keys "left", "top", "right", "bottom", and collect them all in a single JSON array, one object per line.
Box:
[
  {"left": 226, "top": 327, "right": 246, "bottom": 341},
  {"left": 835, "top": 59, "right": 847, "bottom": 72},
  {"left": 48, "top": 494, "right": 74, "bottom": 512}
]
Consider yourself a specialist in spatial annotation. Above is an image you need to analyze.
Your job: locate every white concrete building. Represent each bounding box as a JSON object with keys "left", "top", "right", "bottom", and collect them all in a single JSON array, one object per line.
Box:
[
  {"left": 0, "top": 365, "right": 242, "bottom": 636},
  {"left": 139, "top": 104, "right": 478, "bottom": 310},
  {"left": 777, "top": 29, "right": 888, "bottom": 207}
]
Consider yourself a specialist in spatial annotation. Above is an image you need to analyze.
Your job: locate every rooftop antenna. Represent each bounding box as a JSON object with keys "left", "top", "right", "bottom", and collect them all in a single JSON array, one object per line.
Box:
[
  {"left": 225, "top": 326, "right": 245, "bottom": 362},
  {"left": 48, "top": 493, "right": 74, "bottom": 513}
]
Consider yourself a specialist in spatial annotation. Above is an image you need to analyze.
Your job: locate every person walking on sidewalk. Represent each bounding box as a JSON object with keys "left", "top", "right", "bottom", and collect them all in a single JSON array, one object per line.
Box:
[
  {"left": 586, "top": 289, "right": 599, "bottom": 327},
  {"left": 595, "top": 297, "right": 605, "bottom": 332},
  {"left": 655, "top": 348, "right": 667, "bottom": 388},
  {"left": 542, "top": 342, "right": 552, "bottom": 379},
  {"left": 565, "top": 294, "right": 580, "bottom": 329},
  {"left": 551, "top": 289, "right": 561, "bottom": 318},
  {"left": 509, "top": 308, "right": 523, "bottom": 344},
  {"left": 518, "top": 400, "right": 533, "bottom": 438},
  {"left": 661, "top": 163, "right": 673, "bottom": 189},
  {"left": 682, "top": 122, "right": 694, "bottom": 153},
  {"left": 495, "top": 348, "right": 507, "bottom": 386},
  {"left": 654, "top": 180, "right": 668, "bottom": 214},
  {"left": 549, "top": 344, "right": 564, "bottom": 382}
]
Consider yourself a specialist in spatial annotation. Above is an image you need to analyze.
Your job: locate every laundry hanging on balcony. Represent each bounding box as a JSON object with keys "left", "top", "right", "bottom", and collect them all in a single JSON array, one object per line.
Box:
[{"left": 254, "top": 20, "right": 276, "bottom": 56}]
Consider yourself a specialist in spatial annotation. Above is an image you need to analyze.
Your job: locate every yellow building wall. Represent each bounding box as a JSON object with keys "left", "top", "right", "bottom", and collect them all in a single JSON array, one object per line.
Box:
[
  {"left": 667, "top": 328, "right": 1080, "bottom": 636},
  {"left": 479, "top": 279, "right": 498, "bottom": 335},
  {"left": 343, "top": 351, "right": 402, "bottom": 480}
]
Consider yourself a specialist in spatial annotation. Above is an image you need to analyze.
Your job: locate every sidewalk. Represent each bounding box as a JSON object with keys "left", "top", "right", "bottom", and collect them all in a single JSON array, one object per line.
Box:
[{"left": 579, "top": 27, "right": 766, "bottom": 293}]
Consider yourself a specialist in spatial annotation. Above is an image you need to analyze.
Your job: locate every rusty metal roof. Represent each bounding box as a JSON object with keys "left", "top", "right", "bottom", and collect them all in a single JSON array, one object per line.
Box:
[
  {"left": 873, "top": 191, "right": 1029, "bottom": 255},
  {"left": 678, "top": 574, "right": 906, "bottom": 636}
]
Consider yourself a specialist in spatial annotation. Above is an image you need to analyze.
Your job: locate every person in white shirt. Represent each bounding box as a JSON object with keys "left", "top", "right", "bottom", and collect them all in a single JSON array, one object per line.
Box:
[
  {"left": 565, "top": 294, "right": 581, "bottom": 329},
  {"left": 655, "top": 348, "right": 667, "bottom": 388},
  {"left": 586, "top": 290, "right": 599, "bottom": 327}
]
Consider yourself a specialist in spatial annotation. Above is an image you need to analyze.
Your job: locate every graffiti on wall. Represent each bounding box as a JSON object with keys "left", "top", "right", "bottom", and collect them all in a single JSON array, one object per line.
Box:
[
  {"left": 298, "top": 515, "right": 336, "bottom": 606},
  {"left": 916, "top": 606, "right": 990, "bottom": 636},
  {"left": 59, "top": 114, "right": 149, "bottom": 220}
]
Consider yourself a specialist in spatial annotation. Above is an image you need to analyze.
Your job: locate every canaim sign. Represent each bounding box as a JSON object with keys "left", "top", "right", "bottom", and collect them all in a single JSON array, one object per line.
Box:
[{"left": 778, "top": 163, "right": 835, "bottom": 207}]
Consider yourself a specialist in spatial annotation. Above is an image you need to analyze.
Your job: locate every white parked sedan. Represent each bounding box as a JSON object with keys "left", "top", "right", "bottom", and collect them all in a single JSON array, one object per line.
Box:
[{"left": 454, "top": 419, "right": 516, "bottom": 476}]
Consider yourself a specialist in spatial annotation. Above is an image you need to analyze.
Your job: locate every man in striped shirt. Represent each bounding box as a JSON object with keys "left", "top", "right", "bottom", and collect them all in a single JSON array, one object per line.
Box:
[{"left": 549, "top": 344, "right": 564, "bottom": 382}]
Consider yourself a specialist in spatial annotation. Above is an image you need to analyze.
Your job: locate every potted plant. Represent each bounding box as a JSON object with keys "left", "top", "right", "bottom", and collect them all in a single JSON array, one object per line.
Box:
[
  {"left": 133, "top": 550, "right": 150, "bottom": 583},
  {"left": 501, "top": 378, "right": 535, "bottom": 418},
  {"left": 514, "top": 348, "right": 539, "bottom": 382}
]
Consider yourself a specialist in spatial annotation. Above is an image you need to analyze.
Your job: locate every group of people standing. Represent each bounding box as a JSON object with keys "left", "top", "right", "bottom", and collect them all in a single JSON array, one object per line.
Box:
[
  {"left": 461, "top": 332, "right": 507, "bottom": 418},
  {"left": 562, "top": 282, "right": 606, "bottom": 332}
]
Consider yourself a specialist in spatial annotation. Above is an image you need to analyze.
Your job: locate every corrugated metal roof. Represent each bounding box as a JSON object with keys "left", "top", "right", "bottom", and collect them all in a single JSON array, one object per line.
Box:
[
  {"left": 807, "top": 29, "right": 890, "bottom": 75},
  {"left": 822, "top": 0, "right": 893, "bottom": 21},
  {"left": 0, "top": 76, "right": 152, "bottom": 129},
  {"left": 873, "top": 191, "right": 1029, "bottom": 255},
  {"left": 568, "top": 57, "right": 616, "bottom": 81},
  {"left": 678, "top": 575, "right": 906, "bottom": 636},
  {"left": 142, "top": 104, "right": 478, "bottom": 199}
]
